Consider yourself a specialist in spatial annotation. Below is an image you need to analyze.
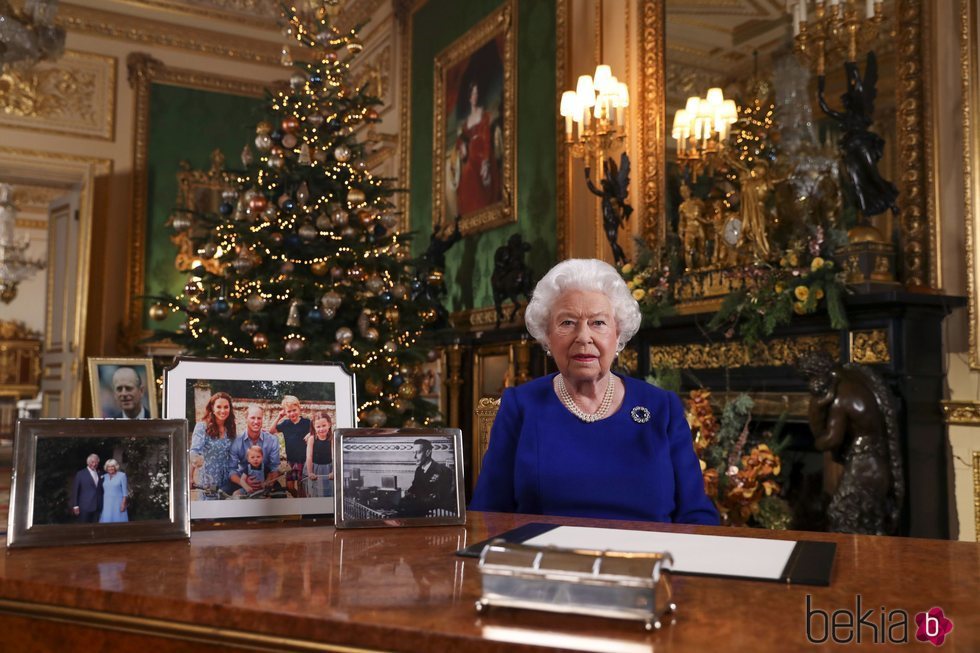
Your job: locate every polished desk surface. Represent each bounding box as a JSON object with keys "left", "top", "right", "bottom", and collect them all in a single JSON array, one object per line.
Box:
[{"left": 0, "top": 512, "right": 977, "bottom": 652}]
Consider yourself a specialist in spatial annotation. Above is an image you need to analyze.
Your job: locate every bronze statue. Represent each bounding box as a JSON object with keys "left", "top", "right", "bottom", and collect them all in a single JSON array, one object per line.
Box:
[
  {"left": 491, "top": 233, "right": 533, "bottom": 327},
  {"left": 413, "top": 215, "right": 462, "bottom": 328},
  {"left": 817, "top": 51, "right": 899, "bottom": 219},
  {"left": 727, "top": 158, "right": 777, "bottom": 262},
  {"left": 678, "top": 183, "right": 708, "bottom": 270},
  {"left": 798, "top": 351, "right": 905, "bottom": 535},
  {"left": 585, "top": 152, "right": 633, "bottom": 266}
]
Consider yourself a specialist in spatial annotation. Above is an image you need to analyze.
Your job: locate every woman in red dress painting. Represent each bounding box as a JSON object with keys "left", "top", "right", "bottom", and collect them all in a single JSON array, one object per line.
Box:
[{"left": 454, "top": 81, "right": 500, "bottom": 215}]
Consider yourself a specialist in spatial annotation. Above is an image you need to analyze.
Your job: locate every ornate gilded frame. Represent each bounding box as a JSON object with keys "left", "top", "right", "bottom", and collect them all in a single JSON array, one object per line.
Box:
[
  {"left": 431, "top": 0, "right": 517, "bottom": 236},
  {"left": 963, "top": 0, "right": 980, "bottom": 368},
  {"left": 124, "top": 53, "right": 267, "bottom": 346}
]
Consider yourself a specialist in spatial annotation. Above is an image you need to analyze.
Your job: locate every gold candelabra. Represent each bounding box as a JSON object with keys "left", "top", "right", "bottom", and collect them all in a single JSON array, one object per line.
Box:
[
  {"left": 670, "top": 88, "right": 738, "bottom": 181},
  {"left": 560, "top": 65, "right": 629, "bottom": 160},
  {"left": 789, "top": 0, "right": 885, "bottom": 75}
]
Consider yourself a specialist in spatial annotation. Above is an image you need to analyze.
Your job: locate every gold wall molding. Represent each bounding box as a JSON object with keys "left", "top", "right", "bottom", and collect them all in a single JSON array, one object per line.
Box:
[
  {"left": 941, "top": 400, "right": 980, "bottom": 425},
  {"left": 15, "top": 218, "right": 47, "bottom": 231},
  {"left": 395, "top": 0, "right": 422, "bottom": 233},
  {"left": 639, "top": 0, "right": 665, "bottom": 250},
  {"left": 0, "top": 50, "right": 116, "bottom": 141},
  {"left": 962, "top": 0, "right": 980, "bottom": 369},
  {"left": 849, "top": 329, "right": 891, "bottom": 364},
  {"left": 709, "top": 390, "right": 811, "bottom": 420},
  {"left": 896, "top": 0, "right": 933, "bottom": 288},
  {"left": 974, "top": 450, "right": 980, "bottom": 542},
  {"left": 113, "top": 0, "right": 279, "bottom": 29},
  {"left": 556, "top": 0, "right": 569, "bottom": 260},
  {"left": 124, "top": 54, "right": 267, "bottom": 346},
  {"left": 58, "top": 4, "right": 282, "bottom": 65},
  {"left": 450, "top": 304, "right": 526, "bottom": 331},
  {"left": 649, "top": 334, "right": 840, "bottom": 370},
  {"left": 335, "top": 0, "right": 388, "bottom": 35},
  {"left": 352, "top": 41, "right": 393, "bottom": 116}
]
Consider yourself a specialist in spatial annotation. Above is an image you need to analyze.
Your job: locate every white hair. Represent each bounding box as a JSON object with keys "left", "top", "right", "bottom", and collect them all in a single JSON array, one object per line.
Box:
[
  {"left": 104, "top": 458, "right": 119, "bottom": 471},
  {"left": 524, "top": 258, "right": 641, "bottom": 352}
]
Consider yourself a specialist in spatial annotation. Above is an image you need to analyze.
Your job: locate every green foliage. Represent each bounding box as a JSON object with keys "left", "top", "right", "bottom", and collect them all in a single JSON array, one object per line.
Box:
[{"left": 646, "top": 367, "right": 681, "bottom": 393}]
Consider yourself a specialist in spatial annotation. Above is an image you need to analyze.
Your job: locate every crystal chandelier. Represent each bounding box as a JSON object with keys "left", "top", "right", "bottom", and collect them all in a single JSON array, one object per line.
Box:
[
  {"left": 0, "top": 0, "right": 66, "bottom": 71},
  {"left": 670, "top": 88, "right": 738, "bottom": 180},
  {"left": 0, "top": 184, "right": 45, "bottom": 303}
]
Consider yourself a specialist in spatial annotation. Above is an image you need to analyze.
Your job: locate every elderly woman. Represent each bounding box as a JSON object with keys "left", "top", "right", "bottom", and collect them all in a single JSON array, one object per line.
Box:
[
  {"left": 99, "top": 459, "right": 129, "bottom": 523},
  {"left": 470, "top": 259, "right": 718, "bottom": 524}
]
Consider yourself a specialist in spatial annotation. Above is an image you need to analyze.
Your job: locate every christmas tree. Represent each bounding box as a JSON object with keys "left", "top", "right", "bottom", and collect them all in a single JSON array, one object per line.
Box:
[{"left": 147, "top": 1, "right": 442, "bottom": 428}]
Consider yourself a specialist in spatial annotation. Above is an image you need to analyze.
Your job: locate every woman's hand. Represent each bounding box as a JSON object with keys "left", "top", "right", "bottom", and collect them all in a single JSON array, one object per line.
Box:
[{"left": 310, "top": 474, "right": 318, "bottom": 481}]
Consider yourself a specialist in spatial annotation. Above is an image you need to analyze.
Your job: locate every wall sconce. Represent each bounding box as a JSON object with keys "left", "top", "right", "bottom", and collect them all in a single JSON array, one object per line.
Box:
[
  {"left": 670, "top": 88, "right": 738, "bottom": 180},
  {"left": 788, "top": 0, "right": 885, "bottom": 75},
  {"left": 559, "top": 64, "right": 629, "bottom": 161}
]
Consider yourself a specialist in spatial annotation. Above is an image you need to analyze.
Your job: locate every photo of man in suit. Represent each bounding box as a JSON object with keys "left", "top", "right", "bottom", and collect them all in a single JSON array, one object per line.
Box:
[
  {"left": 396, "top": 439, "right": 455, "bottom": 517},
  {"left": 106, "top": 367, "right": 150, "bottom": 419},
  {"left": 70, "top": 453, "right": 103, "bottom": 523}
]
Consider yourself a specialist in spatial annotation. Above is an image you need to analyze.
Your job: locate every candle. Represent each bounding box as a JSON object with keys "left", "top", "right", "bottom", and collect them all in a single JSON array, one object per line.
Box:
[
  {"left": 793, "top": 4, "right": 801, "bottom": 36},
  {"left": 866, "top": 0, "right": 874, "bottom": 18}
]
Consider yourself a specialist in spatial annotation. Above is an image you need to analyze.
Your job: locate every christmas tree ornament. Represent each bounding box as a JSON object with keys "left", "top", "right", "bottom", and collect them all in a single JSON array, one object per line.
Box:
[
  {"left": 322, "top": 307, "right": 336, "bottom": 320},
  {"left": 366, "top": 108, "right": 380, "bottom": 122},
  {"left": 326, "top": 118, "right": 342, "bottom": 132},
  {"left": 333, "top": 145, "right": 351, "bottom": 162},
  {"left": 241, "top": 144, "right": 254, "bottom": 166},
  {"left": 365, "top": 275, "right": 384, "bottom": 294},
  {"left": 245, "top": 293, "right": 267, "bottom": 312},
  {"left": 384, "top": 306, "right": 399, "bottom": 323},
  {"left": 330, "top": 342, "right": 343, "bottom": 356},
  {"left": 313, "top": 147, "right": 328, "bottom": 163},
  {"left": 269, "top": 232, "right": 284, "bottom": 245},
  {"left": 296, "top": 182, "right": 310, "bottom": 205},
  {"left": 170, "top": 214, "right": 192, "bottom": 231},
  {"left": 277, "top": 193, "right": 291, "bottom": 208},
  {"left": 391, "top": 373, "right": 404, "bottom": 387},
  {"left": 200, "top": 241, "right": 218, "bottom": 258},
  {"left": 212, "top": 297, "right": 230, "bottom": 315},
  {"left": 280, "top": 45, "right": 293, "bottom": 67},
  {"left": 289, "top": 72, "right": 307, "bottom": 89},
  {"left": 364, "top": 327, "right": 379, "bottom": 342},
  {"left": 241, "top": 320, "right": 259, "bottom": 335},
  {"left": 148, "top": 302, "right": 169, "bottom": 321},
  {"left": 280, "top": 261, "right": 295, "bottom": 274},
  {"left": 298, "top": 143, "right": 312, "bottom": 165},
  {"left": 391, "top": 283, "right": 408, "bottom": 300},
  {"left": 349, "top": 264, "right": 365, "bottom": 280},
  {"left": 248, "top": 195, "right": 268, "bottom": 213},
  {"left": 321, "top": 290, "right": 342, "bottom": 309},
  {"left": 308, "top": 113, "right": 324, "bottom": 128},
  {"left": 282, "top": 116, "right": 300, "bottom": 133},
  {"left": 393, "top": 398, "right": 411, "bottom": 414},
  {"left": 380, "top": 213, "right": 398, "bottom": 230},
  {"left": 331, "top": 208, "right": 349, "bottom": 225},
  {"left": 298, "top": 223, "right": 317, "bottom": 242},
  {"left": 184, "top": 281, "right": 202, "bottom": 297},
  {"left": 364, "top": 407, "right": 387, "bottom": 427},
  {"left": 355, "top": 160, "right": 368, "bottom": 172},
  {"left": 311, "top": 261, "right": 329, "bottom": 276},
  {"left": 383, "top": 340, "right": 397, "bottom": 353},
  {"left": 397, "top": 382, "right": 417, "bottom": 400},
  {"left": 341, "top": 225, "right": 358, "bottom": 240},
  {"left": 364, "top": 378, "right": 382, "bottom": 396},
  {"left": 281, "top": 132, "right": 298, "bottom": 149},
  {"left": 357, "top": 209, "right": 374, "bottom": 226},
  {"left": 346, "top": 38, "right": 363, "bottom": 54},
  {"left": 218, "top": 201, "right": 234, "bottom": 216},
  {"left": 286, "top": 298, "right": 303, "bottom": 327},
  {"left": 253, "top": 332, "right": 269, "bottom": 349},
  {"left": 255, "top": 133, "right": 273, "bottom": 151},
  {"left": 268, "top": 154, "right": 285, "bottom": 169},
  {"left": 233, "top": 256, "right": 254, "bottom": 274},
  {"left": 271, "top": 129, "right": 284, "bottom": 145},
  {"left": 284, "top": 335, "right": 305, "bottom": 354},
  {"left": 309, "top": 72, "right": 322, "bottom": 86},
  {"left": 335, "top": 326, "right": 354, "bottom": 345},
  {"left": 263, "top": 205, "right": 278, "bottom": 222},
  {"left": 330, "top": 265, "right": 345, "bottom": 279},
  {"left": 306, "top": 306, "right": 324, "bottom": 323},
  {"left": 421, "top": 308, "right": 438, "bottom": 323},
  {"left": 316, "top": 31, "right": 331, "bottom": 46},
  {"left": 315, "top": 212, "right": 332, "bottom": 230}
]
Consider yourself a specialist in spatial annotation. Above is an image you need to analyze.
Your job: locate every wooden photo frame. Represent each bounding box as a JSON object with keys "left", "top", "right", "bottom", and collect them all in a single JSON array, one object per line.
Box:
[
  {"left": 87, "top": 357, "right": 158, "bottom": 419},
  {"left": 333, "top": 428, "right": 465, "bottom": 529},
  {"left": 432, "top": 0, "right": 516, "bottom": 236},
  {"left": 163, "top": 358, "right": 356, "bottom": 520},
  {"left": 7, "top": 419, "right": 190, "bottom": 549}
]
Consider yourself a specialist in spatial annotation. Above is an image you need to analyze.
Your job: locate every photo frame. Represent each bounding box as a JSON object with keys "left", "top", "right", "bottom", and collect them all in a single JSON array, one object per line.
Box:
[
  {"left": 163, "top": 357, "right": 356, "bottom": 520},
  {"left": 432, "top": 0, "right": 517, "bottom": 236},
  {"left": 333, "top": 428, "right": 465, "bottom": 529},
  {"left": 87, "top": 357, "right": 159, "bottom": 419},
  {"left": 7, "top": 419, "right": 189, "bottom": 549}
]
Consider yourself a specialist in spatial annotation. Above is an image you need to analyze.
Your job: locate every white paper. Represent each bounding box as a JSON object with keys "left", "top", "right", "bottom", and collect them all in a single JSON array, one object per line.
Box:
[{"left": 525, "top": 525, "right": 796, "bottom": 580}]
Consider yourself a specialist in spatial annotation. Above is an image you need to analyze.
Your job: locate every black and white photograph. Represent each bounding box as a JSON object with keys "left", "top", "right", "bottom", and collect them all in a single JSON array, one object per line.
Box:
[
  {"left": 164, "top": 358, "right": 356, "bottom": 520},
  {"left": 87, "top": 357, "right": 158, "bottom": 419},
  {"left": 334, "top": 428, "right": 465, "bottom": 529},
  {"left": 6, "top": 419, "right": 189, "bottom": 549}
]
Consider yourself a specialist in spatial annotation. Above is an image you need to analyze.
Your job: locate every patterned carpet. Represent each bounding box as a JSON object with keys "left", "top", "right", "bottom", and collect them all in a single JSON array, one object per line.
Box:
[{"left": 0, "top": 441, "right": 10, "bottom": 531}]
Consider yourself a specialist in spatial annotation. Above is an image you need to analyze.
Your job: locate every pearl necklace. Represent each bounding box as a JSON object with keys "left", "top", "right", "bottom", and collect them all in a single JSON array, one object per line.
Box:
[{"left": 555, "top": 374, "right": 616, "bottom": 423}]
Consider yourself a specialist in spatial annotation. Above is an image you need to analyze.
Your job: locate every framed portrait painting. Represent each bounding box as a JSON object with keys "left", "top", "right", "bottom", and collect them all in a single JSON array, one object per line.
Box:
[
  {"left": 87, "top": 357, "right": 158, "bottom": 419},
  {"left": 432, "top": 0, "right": 516, "bottom": 236},
  {"left": 7, "top": 419, "right": 190, "bottom": 549},
  {"left": 333, "top": 428, "right": 465, "bottom": 529},
  {"left": 163, "top": 358, "right": 356, "bottom": 520}
]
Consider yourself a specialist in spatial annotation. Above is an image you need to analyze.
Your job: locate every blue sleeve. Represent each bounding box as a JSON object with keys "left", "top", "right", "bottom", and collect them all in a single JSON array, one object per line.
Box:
[
  {"left": 469, "top": 387, "right": 522, "bottom": 512},
  {"left": 666, "top": 392, "right": 720, "bottom": 525},
  {"left": 266, "top": 434, "right": 280, "bottom": 469},
  {"left": 229, "top": 437, "right": 244, "bottom": 479},
  {"left": 189, "top": 422, "right": 206, "bottom": 455},
  {"left": 120, "top": 472, "right": 128, "bottom": 497}
]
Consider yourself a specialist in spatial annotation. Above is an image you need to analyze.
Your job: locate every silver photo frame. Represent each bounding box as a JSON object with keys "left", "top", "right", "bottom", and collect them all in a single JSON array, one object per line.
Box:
[
  {"left": 163, "top": 357, "right": 356, "bottom": 520},
  {"left": 7, "top": 419, "right": 190, "bottom": 549},
  {"left": 334, "top": 427, "right": 465, "bottom": 529}
]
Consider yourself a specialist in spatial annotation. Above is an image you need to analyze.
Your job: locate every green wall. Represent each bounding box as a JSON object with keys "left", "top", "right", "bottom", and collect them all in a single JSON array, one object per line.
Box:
[
  {"left": 410, "top": 0, "right": 557, "bottom": 312},
  {"left": 143, "top": 84, "right": 265, "bottom": 331}
]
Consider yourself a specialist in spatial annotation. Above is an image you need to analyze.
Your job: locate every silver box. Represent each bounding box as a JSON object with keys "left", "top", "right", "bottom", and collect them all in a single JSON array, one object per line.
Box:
[{"left": 475, "top": 539, "right": 675, "bottom": 630}]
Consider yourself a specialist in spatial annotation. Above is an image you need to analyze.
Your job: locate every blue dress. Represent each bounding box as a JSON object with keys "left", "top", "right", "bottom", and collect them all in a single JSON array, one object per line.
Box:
[
  {"left": 190, "top": 422, "right": 233, "bottom": 491},
  {"left": 470, "top": 374, "right": 719, "bottom": 525},
  {"left": 99, "top": 472, "right": 129, "bottom": 523}
]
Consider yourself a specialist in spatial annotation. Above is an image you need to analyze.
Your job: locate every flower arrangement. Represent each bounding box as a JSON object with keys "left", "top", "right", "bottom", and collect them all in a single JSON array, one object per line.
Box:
[{"left": 685, "top": 389, "right": 792, "bottom": 529}]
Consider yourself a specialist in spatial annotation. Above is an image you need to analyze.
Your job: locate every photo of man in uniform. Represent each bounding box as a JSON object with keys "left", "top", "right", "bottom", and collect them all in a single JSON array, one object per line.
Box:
[{"left": 396, "top": 438, "right": 455, "bottom": 517}]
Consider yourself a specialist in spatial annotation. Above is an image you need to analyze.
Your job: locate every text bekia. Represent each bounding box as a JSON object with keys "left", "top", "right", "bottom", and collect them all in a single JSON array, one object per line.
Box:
[{"left": 805, "top": 595, "right": 954, "bottom": 646}]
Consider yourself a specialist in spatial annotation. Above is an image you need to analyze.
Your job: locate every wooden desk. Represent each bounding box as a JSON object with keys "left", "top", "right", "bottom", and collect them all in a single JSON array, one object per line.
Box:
[{"left": 1, "top": 512, "right": 977, "bottom": 652}]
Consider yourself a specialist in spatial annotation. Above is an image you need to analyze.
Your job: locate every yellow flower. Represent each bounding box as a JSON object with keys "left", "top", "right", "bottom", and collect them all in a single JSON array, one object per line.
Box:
[
  {"left": 794, "top": 285, "right": 809, "bottom": 301},
  {"left": 774, "top": 282, "right": 785, "bottom": 294},
  {"left": 632, "top": 288, "right": 646, "bottom": 301},
  {"left": 621, "top": 263, "right": 633, "bottom": 275},
  {"left": 787, "top": 252, "right": 799, "bottom": 267},
  {"left": 627, "top": 280, "right": 635, "bottom": 290},
  {"left": 822, "top": 259, "right": 834, "bottom": 269},
  {"left": 793, "top": 301, "right": 806, "bottom": 315},
  {"left": 810, "top": 257, "right": 825, "bottom": 272},
  {"left": 815, "top": 288, "right": 825, "bottom": 300}
]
